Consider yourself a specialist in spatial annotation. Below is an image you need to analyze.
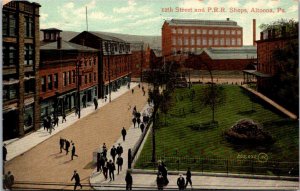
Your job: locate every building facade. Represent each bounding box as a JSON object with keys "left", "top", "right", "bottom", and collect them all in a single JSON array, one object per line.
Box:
[
  {"left": 70, "top": 31, "right": 132, "bottom": 98},
  {"left": 162, "top": 18, "right": 243, "bottom": 58},
  {"left": 2, "top": 1, "right": 41, "bottom": 140},
  {"left": 185, "top": 46, "right": 257, "bottom": 71},
  {"left": 255, "top": 24, "right": 298, "bottom": 91},
  {"left": 40, "top": 29, "right": 98, "bottom": 119},
  {"left": 130, "top": 41, "right": 144, "bottom": 80}
]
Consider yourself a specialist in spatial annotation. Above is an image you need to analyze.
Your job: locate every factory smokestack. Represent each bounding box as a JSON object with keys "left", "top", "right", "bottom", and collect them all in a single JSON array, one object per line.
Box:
[{"left": 253, "top": 19, "right": 256, "bottom": 46}]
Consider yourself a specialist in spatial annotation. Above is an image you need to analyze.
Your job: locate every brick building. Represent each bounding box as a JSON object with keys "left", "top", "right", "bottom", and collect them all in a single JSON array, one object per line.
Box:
[
  {"left": 2, "top": 1, "right": 41, "bottom": 140},
  {"left": 162, "top": 18, "right": 243, "bottom": 58},
  {"left": 40, "top": 29, "right": 98, "bottom": 118},
  {"left": 185, "top": 46, "right": 257, "bottom": 71},
  {"left": 70, "top": 31, "right": 132, "bottom": 99},
  {"left": 129, "top": 41, "right": 144, "bottom": 79}
]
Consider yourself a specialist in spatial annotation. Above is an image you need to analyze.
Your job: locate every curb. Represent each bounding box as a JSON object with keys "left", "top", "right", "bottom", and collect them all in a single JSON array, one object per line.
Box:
[{"left": 131, "top": 169, "right": 299, "bottom": 182}]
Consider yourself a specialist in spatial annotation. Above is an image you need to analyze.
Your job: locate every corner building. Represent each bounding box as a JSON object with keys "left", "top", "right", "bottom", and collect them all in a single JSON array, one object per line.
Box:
[
  {"left": 2, "top": 1, "right": 41, "bottom": 140},
  {"left": 162, "top": 18, "right": 243, "bottom": 57}
]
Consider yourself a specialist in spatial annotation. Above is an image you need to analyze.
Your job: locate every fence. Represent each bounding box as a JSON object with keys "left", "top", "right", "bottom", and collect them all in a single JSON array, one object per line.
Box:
[{"left": 134, "top": 155, "right": 299, "bottom": 177}]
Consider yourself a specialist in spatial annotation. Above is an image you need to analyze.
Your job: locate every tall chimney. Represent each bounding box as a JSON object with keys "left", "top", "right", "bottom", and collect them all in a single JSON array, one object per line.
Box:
[
  {"left": 57, "top": 36, "right": 62, "bottom": 49},
  {"left": 253, "top": 19, "right": 256, "bottom": 46}
]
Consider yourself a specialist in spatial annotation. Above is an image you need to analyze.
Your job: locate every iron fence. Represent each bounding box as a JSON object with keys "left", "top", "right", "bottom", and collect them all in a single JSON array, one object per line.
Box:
[{"left": 134, "top": 155, "right": 299, "bottom": 177}]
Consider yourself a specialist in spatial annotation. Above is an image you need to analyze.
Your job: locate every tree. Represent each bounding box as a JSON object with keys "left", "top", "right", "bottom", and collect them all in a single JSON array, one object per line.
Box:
[
  {"left": 200, "top": 85, "right": 226, "bottom": 122},
  {"left": 159, "top": 90, "right": 172, "bottom": 125}
]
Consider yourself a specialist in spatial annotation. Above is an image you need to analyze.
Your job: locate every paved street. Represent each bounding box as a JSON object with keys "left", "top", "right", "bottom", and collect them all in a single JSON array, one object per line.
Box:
[{"left": 5, "top": 83, "right": 149, "bottom": 190}]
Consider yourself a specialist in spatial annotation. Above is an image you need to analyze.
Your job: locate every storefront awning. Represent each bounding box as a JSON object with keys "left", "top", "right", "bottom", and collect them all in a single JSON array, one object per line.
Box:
[
  {"left": 3, "top": 103, "right": 18, "bottom": 113},
  {"left": 24, "top": 97, "right": 34, "bottom": 106},
  {"left": 3, "top": 79, "right": 19, "bottom": 85}
]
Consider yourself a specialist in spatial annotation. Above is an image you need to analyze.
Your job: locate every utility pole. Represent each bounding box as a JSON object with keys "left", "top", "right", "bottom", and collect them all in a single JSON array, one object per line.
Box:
[
  {"left": 76, "top": 60, "right": 81, "bottom": 119},
  {"left": 108, "top": 43, "right": 111, "bottom": 102}
]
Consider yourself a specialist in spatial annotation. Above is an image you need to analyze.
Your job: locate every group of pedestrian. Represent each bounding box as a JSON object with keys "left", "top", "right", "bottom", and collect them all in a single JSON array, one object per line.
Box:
[
  {"left": 43, "top": 113, "right": 67, "bottom": 134},
  {"left": 97, "top": 142, "right": 124, "bottom": 182},
  {"left": 156, "top": 162, "right": 193, "bottom": 190},
  {"left": 176, "top": 168, "right": 192, "bottom": 190},
  {"left": 59, "top": 137, "right": 78, "bottom": 160},
  {"left": 132, "top": 107, "right": 150, "bottom": 134}
]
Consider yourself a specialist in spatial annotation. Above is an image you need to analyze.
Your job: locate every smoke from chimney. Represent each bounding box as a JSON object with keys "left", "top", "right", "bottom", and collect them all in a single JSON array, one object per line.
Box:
[{"left": 253, "top": 19, "right": 256, "bottom": 46}]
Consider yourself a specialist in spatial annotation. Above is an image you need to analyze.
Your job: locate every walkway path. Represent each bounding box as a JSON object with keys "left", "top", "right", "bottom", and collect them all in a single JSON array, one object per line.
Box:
[
  {"left": 5, "top": 83, "right": 149, "bottom": 190},
  {"left": 241, "top": 85, "right": 298, "bottom": 119}
]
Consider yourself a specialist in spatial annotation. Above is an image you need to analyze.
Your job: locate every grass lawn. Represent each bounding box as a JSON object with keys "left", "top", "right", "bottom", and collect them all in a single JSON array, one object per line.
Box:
[{"left": 135, "top": 85, "right": 299, "bottom": 175}]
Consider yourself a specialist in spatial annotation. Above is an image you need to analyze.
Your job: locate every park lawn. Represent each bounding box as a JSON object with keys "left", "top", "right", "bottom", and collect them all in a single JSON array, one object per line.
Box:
[{"left": 135, "top": 85, "right": 298, "bottom": 174}]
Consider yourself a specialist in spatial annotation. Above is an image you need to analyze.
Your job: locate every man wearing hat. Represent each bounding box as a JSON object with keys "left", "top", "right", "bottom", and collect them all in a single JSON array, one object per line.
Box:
[{"left": 177, "top": 174, "right": 185, "bottom": 190}]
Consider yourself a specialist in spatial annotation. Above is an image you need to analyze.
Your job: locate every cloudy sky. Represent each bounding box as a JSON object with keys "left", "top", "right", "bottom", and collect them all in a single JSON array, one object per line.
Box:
[{"left": 34, "top": 0, "right": 298, "bottom": 45}]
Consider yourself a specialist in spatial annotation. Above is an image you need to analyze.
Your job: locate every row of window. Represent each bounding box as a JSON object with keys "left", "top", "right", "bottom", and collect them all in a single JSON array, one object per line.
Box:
[
  {"left": 171, "top": 28, "right": 242, "bottom": 35},
  {"left": 3, "top": 78, "right": 35, "bottom": 101},
  {"left": 172, "top": 37, "right": 242, "bottom": 46},
  {"left": 41, "top": 71, "right": 97, "bottom": 92},
  {"left": 3, "top": 43, "right": 34, "bottom": 67},
  {"left": 104, "top": 42, "right": 130, "bottom": 53},
  {"left": 3, "top": 12, "right": 34, "bottom": 38}
]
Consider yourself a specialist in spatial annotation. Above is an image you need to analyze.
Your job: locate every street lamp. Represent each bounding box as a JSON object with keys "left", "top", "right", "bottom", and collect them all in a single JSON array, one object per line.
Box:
[{"left": 76, "top": 59, "right": 82, "bottom": 119}]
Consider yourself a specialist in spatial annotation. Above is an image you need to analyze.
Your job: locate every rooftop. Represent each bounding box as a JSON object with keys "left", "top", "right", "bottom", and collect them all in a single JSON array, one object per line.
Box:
[
  {"left": 165, "top": 19, "right": 242, "bottom": 28},
  {"left": 41, "top": 40, "right": 98, "bottom": 52},
  {"left": 194, "top": 46, "right": 257, "bottom": 60}
]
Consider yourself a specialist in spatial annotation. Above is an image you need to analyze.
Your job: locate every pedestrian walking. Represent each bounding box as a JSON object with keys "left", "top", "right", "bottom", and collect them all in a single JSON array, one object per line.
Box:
[
  {"left": 131, "top": 89, "right": 134, "bottom": 94},
  {"left": 93, "top": 97, "right": 98, "bottom": 110},
  {"left": 3, "top": 144, "right": 7, "bottom": 162},
  {"left": 110, "top": 145, "right": 117, "bottom": 163},
  {"left": 121, "top": 127, "right": 127, "bottom": 141},
  {"left": 116, "top": 155, "right": 123, "bottom": 174},
  {"left": 102, "top": 143, "right": 107, "bottom": 159},
  {"left": 43, "top": 117, "right": 48, "bottom": 131},
  {"left": 125, "top": 171, "right": 133, "bottom": 190},
  {"left": 137, "top": 117, "right": 141, "bottom": 128},
  {"left": 156, "top": 173, "right": 164, "bottom": 190},
  {"left": 99, "top": 154, "right": 105, "bottom": 172},
  {"left": 116, "top": 143, "right": 123, "bottom": 156},
  {"left": 71, "top": 143, "right": 78, "bottom": 160},
  {"left": 143, "top": 89, "right": 146, "bottom": 96},
  {"left": 97, "top": 153, "right": 101, "bottom": 172},
  {"left": 127, "top": 83, "right": 130, "bottom": 89},
  {"left": 185, "top": 167, "right": 192, "bottom": 188},
  {"left": 54, "top": 116, "right": 59, "bottom": 127},
  {"left": 3, "top": 171, "right": 14, "bottom": 190},
  {"left": 138, "top": 83, "right": 140, "bottom": 88},
  {"left": 177, "top": 174, "right": 185, "bottom": 190},
  {"left": 140, "top": 123, "right": 145, "bottom": 133},
  {"left": 108, "top": 159, "right": 115, "bottom": 181},
  {"left": 75, "top": 107, "right": 79, "bottom": 116},
  {"left": 142, "top": 86, "right": 144, "bottom": 92},
  {"left": 71, "top": 170, "right": 82, "bottom": 190},
  {"left": 103, "top": 159, "right": 108, "bottom": 180},
  {"left": 62, "top": 113, "right": 67, "bottom": 123},
  {"left": 59, "top": 137, "right": 65, "bottom": 153},
  {"left": 132, "top": 118, "right": 136, "bottom": 128},
  {"left": 65, "top": 139, "right": 70, "bottom": 155}
]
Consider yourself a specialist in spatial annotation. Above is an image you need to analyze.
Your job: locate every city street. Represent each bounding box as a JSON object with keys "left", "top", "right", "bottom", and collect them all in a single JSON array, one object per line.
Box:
[{"left": 5, "top": 85, "right": 148, "bottom": 190}]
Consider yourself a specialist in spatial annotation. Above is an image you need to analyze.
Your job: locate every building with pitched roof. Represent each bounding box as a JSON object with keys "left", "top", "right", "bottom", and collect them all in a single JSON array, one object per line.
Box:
[
  {"left": 162, "top": 18, "right": 243, "bottom": 57},
  {"left": 40, "top": 29, "right": 99, "bottom": 118},
  {"left": 70, "top": 31, "right": 132, "bottom": 98},
  {"left": 185, "top": 46, "right": 257, "bottom": 70},
  {"left": 3, "top": 1, "right": 41, "bottom": 140}
]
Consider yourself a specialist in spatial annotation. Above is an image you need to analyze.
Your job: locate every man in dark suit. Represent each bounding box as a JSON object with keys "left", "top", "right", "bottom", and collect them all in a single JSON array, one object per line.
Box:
[
  {"left": 185, "top": 167, "right": 192, "bottom": 188},
  {"left": 3, "top": 144, "right": 7, "bottom": 162},
  {"left": 108, "top": 159, "right": 115, "bottom": 181},
  {"left": 125, "top": 171, "right": 133, "bottom": 190},
  {"left": 140, "top": 123, "right": 145, "bottom": 133},
  {"left": 71, "top": 170, "right": 82, "bottom": 190},
  {"left": 110, "top": 145, "right": 117, "bottom": 163},
  {"left": 177, "top": 174, "right": 185, "bottom": 190},
  {"left": 59, "top": 137, "right": 65, "bottom": 153},
  {"left": 116, "top": 155, "right": 123, "bottom": 174},
  {"left": 121, "top": 127, "right": 127, "bottom": 141},
  {"left": 71, "top": 143, "right": 78, "bottom": 160},
  {"left": 116, "top": 143, "right": 123, "bottom": 156},
  {"left": 65, "top": 139, "right": 70, "bottom": 155}
]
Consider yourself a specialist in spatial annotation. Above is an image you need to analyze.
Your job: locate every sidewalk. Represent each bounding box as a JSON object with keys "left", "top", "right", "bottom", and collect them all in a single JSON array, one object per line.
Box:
[
  {"left": 89, "top": 103, "right": 152, "bottom": 190},
  {"left": 4, "top": 83, "right": 139, "bottom": 161}
]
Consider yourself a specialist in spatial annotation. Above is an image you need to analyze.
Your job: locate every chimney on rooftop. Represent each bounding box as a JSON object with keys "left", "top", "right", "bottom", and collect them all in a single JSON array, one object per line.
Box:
[
  {"left": 226, "top": 18, "right": 230, "bottom": 21},
  {"left": 253, "top": 19, "right": 256, "bottom": 46},
  {"left": 57, "top": 37, "right": 62, "bottom": 49}
]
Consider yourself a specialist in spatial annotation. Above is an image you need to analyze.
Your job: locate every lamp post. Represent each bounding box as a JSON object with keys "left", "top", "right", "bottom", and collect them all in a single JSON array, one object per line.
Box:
[{"left": 76, "top": 59, "right": 82, "bottom": 119}]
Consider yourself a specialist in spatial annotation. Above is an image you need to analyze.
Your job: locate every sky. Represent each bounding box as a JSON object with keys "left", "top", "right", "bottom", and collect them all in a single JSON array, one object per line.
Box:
[{"left": 30, "top": 0, "right": 299, "bottom": 45}]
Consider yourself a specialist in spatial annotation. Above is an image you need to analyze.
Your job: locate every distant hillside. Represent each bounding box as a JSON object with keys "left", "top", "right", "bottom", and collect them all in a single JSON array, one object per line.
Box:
[{"left": 40, "top": 30, "right": 161, "bottom": 49}]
